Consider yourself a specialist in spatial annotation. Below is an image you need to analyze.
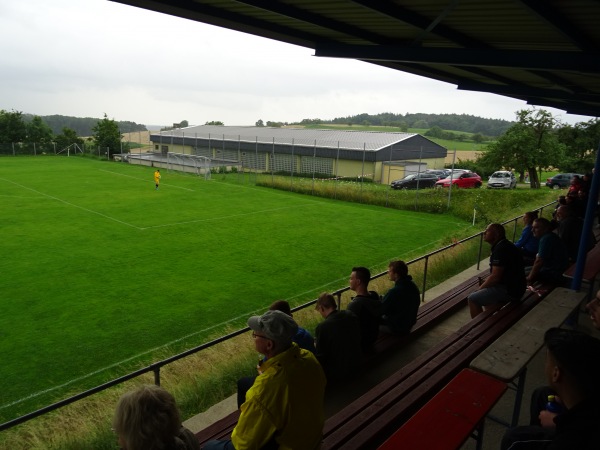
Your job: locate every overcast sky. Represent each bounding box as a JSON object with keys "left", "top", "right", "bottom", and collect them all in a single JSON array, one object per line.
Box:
[{"left": 1, "top": 0, "right": 593, "bottom": 128}]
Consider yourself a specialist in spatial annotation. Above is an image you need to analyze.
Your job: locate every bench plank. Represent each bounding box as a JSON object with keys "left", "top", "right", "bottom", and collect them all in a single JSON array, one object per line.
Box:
[
  {"left": 322, "top": 286, "right": 552, "bottom": 450},
  {"left": 377, "top": 369, "right": 507, "bottom": 450},
  {"left": 470, "top": 287, "right": 586, "bottom": 381}
]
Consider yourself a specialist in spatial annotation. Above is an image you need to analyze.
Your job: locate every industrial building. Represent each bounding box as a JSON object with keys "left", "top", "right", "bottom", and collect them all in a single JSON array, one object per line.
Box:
[{"left": 148, "top": 125, "right": 447, "bottom": 184}]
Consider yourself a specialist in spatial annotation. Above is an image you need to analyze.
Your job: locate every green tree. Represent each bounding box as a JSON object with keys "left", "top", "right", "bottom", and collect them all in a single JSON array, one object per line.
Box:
[
  {"left": 0, "top": 109, "right": 27, "bottom": 143},
  {"left": 26, "top": 116, "right": 54, "bottom": 147},
  {"left": 92, "top": 114, "right": 123, "bottom": 157},
  {"left": 478, "top": 109, "right": 565, "bottom": 188},
  {"left": 205, "top": 121, "right": 224, "bottom": 125},
  {"left": 557, "top": 119, "right": 600, "bottom": 173},
  {"left": 472, "top": 133, "right": 485, "bottom": 144},
  {"left": 54, "top": 127, "right": 84, "bottom": 152},
  {"left": 255, "top": 119, "right": 265, "bottom": 127}
]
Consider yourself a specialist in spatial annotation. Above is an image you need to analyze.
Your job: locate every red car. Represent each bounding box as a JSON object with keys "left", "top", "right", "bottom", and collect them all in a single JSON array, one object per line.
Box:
[{"left": 435, "top": 171, "right": 482, "bottom": 188}]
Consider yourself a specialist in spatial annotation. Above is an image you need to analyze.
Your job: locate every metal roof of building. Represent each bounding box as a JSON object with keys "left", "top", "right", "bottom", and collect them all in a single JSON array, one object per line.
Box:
[
  {"left": 111, "top": 0, "right": 600, "bottom": 118},
  {"left": 154, "top": 125, "right": 427, "bottom": 151}
]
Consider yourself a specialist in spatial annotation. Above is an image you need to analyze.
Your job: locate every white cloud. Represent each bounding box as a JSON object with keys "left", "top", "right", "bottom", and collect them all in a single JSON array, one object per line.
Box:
[{"left": 0, "top": 0, "right": 592, "bottom": 127}]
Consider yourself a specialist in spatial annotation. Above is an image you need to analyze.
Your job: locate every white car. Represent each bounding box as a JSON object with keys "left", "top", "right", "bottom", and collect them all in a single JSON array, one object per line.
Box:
[{"left": 487, "top": 170, "right": 517, "bottom": 189}]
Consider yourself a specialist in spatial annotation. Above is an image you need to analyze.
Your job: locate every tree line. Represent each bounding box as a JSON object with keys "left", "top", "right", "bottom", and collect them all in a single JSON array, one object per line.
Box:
[
  {"left": 296, "top": 112, "right": 514, "bottom": 137},
  {"left": 22, "top": 113, "right": 146, "bottom": 137},
  {"left": 0, "top": 110, "right": 128, "bottom": 157},
  {"left": 448, "top": 109, "right": 599, "bottom": 188}
]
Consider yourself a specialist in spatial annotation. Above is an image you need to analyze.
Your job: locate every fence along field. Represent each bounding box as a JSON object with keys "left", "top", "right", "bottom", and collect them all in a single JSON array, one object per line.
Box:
[{"left": 0, "top": 156, "right": 469, "bottom": 422}]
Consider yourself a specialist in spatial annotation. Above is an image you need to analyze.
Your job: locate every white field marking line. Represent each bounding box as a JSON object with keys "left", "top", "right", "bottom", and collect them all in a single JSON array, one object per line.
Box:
[
  {"left": 0, "top": 177, "right": 142, "bottom": 230},
  {"left": 0, "top": 308, "right": 263, "bottom": 410},
  {"left": 140, "top": 203, "right": 315, "bottom": 230},
  {"left": 1, "top": 232, "right": 467, "bottom": 410},
  {"left": 99, "top": 169, "right": 194, "bottom": 191}
]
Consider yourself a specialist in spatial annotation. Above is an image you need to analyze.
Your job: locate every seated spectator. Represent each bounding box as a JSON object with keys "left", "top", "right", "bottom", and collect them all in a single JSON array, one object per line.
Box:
[
  {"left": 347, "top": 266, "right": 381, "bottom": 353},
  {"left": 468, "top": 223, "right": 526, "bottom": 318},
  {"left": 269, "top": 300, "right": 316, "bottom": 354},
  {"left": 379, "top": 260, "right": 420, "bottom": 334},
  {"left": 514, "top": 211, "right": 539, "bottom": 264},
  {"left": 555, "top": 205, "right": 595, "bottom": 263},
  {"left": 568, "top": 174, "right": 582, "bottom": 194},
  {"left": 203, "top": 310, "right": 326, "bottom": 450},
  {"left": 236, "top": 300, "right": 316, "bottom": 408},
  {"left": 565, "top": 191, "right": 585, "bottom": 218},
  {"left": 113, "top": 385, "right": 200, "bottom": 450},
  {"left": 501, "top": 327, "right": 600, "bottom": 450},
  {"left": 552, "top": 196, "right": 567, "bottom": 219},
  {"left": 314, "top": 292, "right": 362, "bottom": 382},
  {"left": 526, "top": 218, "right": 569, "bottom": 286}
]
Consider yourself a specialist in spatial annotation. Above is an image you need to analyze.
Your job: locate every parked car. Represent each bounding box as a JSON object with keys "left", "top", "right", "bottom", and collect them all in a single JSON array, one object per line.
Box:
[
  {"left": 424, "top": 169, "right": 449, "bottom": 180},
  {"left": 487, "top": 170, "right": 517, "bottom": 189},
  {"left": 391, "top": 173, "right": 439, "bottom": 189},
  {"left": 545, "top": 173, "right": 584, "bottom": 189},
  {"left": 435, "top": 171, "right": 483, "bottom": 188}
]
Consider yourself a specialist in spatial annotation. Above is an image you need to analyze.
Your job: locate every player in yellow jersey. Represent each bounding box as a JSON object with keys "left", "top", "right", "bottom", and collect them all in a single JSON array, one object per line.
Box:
[{"left": 154, "top": 169, "right": 161, "bottom": 190}]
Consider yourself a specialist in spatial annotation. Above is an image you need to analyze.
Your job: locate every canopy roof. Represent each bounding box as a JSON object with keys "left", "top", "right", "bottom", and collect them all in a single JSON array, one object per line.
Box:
[{"left": 111, "top": 0, "right": 600, "bottom": 117}]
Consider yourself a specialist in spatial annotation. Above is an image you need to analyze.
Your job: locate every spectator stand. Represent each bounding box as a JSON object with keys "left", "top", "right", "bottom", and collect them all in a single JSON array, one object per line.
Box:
[
  {"left": 194, "top": 270, "right": 489, "bottom": 447},
  {"left": 320, "top": 281, "right": 555, "bottom": 450}
]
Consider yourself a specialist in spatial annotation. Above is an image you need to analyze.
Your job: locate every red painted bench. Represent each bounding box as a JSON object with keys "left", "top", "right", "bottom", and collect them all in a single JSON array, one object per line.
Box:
[{"left": 378, "top": 369, "right": 507, "bottom": 450}]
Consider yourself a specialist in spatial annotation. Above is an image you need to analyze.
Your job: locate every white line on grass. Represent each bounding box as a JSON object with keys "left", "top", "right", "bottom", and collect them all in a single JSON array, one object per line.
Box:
[
  {"left": 0, "top": 308, "right": 263, "bottom": 410},
  {"left": 0, "top": 177, "right": 142, "bottom": 230},
  {"left": 99, "top": 169, "right": 195, "bottom": 191}
]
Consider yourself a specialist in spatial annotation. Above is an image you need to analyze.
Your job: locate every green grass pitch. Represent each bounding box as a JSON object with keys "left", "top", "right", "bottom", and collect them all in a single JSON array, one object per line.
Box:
[{"left": 0, "top": 156, "right": 468, "bottom": 421}]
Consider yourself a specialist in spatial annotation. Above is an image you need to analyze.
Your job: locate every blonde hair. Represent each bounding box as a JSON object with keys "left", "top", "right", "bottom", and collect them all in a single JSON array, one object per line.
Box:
[{"left": 113, "top": 385, "right": 181, "bottom": 450}]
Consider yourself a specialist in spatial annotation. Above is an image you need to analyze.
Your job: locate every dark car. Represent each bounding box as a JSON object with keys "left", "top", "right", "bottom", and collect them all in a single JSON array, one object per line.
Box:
[
  {"left": 391, "top": 173, "right": 439, "bottom": 190},
  {"left": 435, "top": 171, "right": 483, "bottom": 188},
  {"left": 424, "top": 169, "right": 449, "bottom": 180},
  {"left": 545, "top": 173, "right": 584, "bottom": 189}
]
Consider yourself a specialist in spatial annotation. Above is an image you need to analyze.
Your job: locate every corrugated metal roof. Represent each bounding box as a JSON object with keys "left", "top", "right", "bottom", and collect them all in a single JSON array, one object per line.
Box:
[
  {"left": 111, "top": 0, "right": 600, "bottom": 117},
  {"left": 154, "top": 125, "right": 422, "bottom": 151}
]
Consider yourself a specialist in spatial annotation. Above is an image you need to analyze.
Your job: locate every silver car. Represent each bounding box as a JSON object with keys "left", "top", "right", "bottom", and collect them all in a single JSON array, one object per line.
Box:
[{"left": 487, "top": 171, "right": 517, "bottom": 189}]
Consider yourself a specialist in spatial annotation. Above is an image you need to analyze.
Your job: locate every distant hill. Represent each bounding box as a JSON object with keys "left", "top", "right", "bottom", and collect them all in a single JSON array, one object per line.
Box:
[
  {"left": 22, "top": 114, "right": 147, "bottom": 137},
  {"left": 295, "top": 112, "right": 514, "bottom": 137}
]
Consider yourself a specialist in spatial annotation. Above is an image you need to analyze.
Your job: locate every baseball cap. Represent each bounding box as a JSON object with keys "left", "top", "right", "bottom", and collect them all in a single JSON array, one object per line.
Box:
[{"left": 248, "top": 310, "right": 298, "bottom": 345}]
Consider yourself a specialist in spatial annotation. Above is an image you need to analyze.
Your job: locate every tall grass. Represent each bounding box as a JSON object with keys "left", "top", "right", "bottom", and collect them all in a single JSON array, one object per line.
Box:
[{"left": 255, "top": 175, "right": 558, "bottom": 225}]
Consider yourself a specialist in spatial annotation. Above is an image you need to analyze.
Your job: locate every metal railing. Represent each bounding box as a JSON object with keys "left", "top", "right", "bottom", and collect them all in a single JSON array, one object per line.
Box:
[{"left": 0, "top": 201, "right": 556, "bottom": 432}]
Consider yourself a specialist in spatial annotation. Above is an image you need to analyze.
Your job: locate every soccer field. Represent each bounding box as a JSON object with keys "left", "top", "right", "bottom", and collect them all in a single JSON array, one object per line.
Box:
[{"left": 0, "top": 157, "right": 468, "bottom": 421}]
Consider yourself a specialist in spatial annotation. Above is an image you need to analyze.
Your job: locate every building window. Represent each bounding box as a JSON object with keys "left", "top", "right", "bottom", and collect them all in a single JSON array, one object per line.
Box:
[{"left": 300, "top": 156, "right": 333, "bottom": 176}]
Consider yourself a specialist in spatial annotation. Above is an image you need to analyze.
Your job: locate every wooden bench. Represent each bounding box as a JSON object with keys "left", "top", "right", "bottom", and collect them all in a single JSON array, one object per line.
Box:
[
  {"left": 470, "top": 287, "right": 587, "bottom": 427},
  {"left": 371, "top": 270, "right": 489, "bottom": 357},
  {"left": 377, "top": 369, "right": 507, "bottom": 450},
  {"left": 194, "top": 271, "right": 489, "bottom": 447},
  {"left": 320, "top": 283, "right": 554, "bottom": 450}
]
